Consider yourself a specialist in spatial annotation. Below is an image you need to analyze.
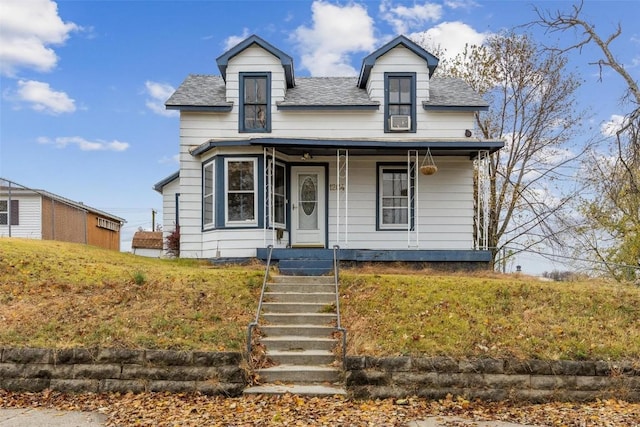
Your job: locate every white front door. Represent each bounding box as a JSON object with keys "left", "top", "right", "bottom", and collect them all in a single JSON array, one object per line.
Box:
[{"left": 291, "top": 166, "right": 325, "bottom": 247}]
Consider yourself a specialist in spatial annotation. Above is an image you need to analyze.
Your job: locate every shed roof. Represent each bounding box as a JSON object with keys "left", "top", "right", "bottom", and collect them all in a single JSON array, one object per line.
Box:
[
  {"left": 0, "top": 178, "right": 126, "bottom": 224},
  {"left": 131, "top": 231, "right": 163, "bottom": 249}
]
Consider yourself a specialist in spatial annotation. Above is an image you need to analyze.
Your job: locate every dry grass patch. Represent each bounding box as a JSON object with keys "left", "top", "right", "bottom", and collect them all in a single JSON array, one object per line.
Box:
[
  {"left": 340, "top": 271, "right": 640, "bottom": 360},
  {"left": 0, "top": 238, "right": 263, "bottom": 350},
  {"left": 2, "top": 238, "right": 639, "bottom": 361}
]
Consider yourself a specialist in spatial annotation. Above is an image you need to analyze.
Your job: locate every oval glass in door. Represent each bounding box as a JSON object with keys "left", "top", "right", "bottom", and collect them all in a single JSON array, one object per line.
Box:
[{"left": 298, "top": 174, "right": 318, "bottom": 230}]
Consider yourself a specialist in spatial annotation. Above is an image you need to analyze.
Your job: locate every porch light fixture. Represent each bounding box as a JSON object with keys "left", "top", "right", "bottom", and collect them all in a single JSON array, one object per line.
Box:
[{"left": 301, "top": 152, "right": 313, "bottom": 160}]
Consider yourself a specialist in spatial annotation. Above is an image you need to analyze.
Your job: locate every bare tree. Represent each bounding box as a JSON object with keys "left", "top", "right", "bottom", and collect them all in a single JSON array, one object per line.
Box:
[
  {"left": 532, "top": 1, "right": 639, "bottom": 192},
  {"left": 532, "top": 2, "right": 640, "bottom": 280},
  {"left": 435, "top": 31, "right": 586, "bottom": 268}
]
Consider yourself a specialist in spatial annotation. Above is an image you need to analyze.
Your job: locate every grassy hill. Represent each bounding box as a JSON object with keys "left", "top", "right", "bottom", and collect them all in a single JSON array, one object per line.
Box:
[{"left": 1, "top": 238, "right": 639, "bottom": 360}]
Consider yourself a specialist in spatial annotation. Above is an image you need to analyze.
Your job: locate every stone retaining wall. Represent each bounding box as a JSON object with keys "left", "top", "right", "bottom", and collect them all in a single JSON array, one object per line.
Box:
[
  {"left": 0, "top": 348, "right": 246, "bottom": 396},
  {"left": 346, "top": 356, "right": 640, "bottom": 402},
  {"left": 2, "top": 348, "right": 638, "bottom": 402}
]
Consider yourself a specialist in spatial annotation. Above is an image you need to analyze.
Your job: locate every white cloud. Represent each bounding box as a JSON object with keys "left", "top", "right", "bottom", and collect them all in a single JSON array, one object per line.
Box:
[
  {"left": 291, "top": 0, "right": 376, "bottom": 76},
  {"left": 38, "top": 136, "right": 129, "bottom": 152},
  {"left": 144, "top": 81, "right": 178, "bottom": 117},
  {"left": 600, "top": 114, "right": 626, "bottom": 137},
  {"left": 159, "top": 154, "right": 180, "bottom": 164},
  {"left": 16, "top": 79, "right": 75, "bottom": 114},
  {"left": 223, "top": 28, "right": 252, "bottom": 51},
  {"left": 444, "top": 0, "right": 479, "bottom": 10},
  {"left": 410, "top": 21, "right": 489, "bottom": 60},
  {"left": 380, "top": 0, "right": 442, "bottom": 35},
  {"left": 0, "top": 0, "right": 79, "bottom": 76}
]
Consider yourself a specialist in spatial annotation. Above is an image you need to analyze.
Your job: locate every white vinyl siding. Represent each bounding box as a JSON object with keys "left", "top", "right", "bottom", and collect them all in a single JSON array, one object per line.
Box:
[
  {"left": 159, "top": 177, "right": 179, "bottom": 253},
  {"left": 0, "top": 195, "right": 42, "bottom": 239},
  {"left": 326, "top": 156, "right": 474, "bottom": 250}
]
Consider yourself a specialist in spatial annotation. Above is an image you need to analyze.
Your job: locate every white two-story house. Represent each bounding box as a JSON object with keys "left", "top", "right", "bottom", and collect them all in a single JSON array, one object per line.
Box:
[{"left": 155, "top": 34, "right": 502, "bottom": 273}]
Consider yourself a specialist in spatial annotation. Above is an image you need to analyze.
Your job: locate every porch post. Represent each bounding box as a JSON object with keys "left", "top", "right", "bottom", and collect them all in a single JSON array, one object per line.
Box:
[
  {"left": 408, "top": 150, "right": 419, "bottom": 248},
  {"left": 336, "top": 149, "right": 349, "bottom": 247},
  {"left": 475, "top": 150, "right": 490, "bottom": 250}
]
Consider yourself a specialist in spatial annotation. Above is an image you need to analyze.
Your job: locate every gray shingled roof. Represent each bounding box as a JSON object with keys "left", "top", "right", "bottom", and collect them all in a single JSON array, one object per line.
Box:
[
  {"left": 425, "top": 77, "right": 488, "bottom": 108},
  {"left": 277, "top": 77, "right": 378, "bottom": 107},
  {"left": 165, "top": 74, "right": 487, "bottom": 109},
  {"left": 165, "top": 75, "right": 230, "bottom": 108}
]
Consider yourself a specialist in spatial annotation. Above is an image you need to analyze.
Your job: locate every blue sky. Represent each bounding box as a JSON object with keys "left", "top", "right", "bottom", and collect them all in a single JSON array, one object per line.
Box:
[{"left": 0, "top": 0, "right": 638, "bottom": 270}]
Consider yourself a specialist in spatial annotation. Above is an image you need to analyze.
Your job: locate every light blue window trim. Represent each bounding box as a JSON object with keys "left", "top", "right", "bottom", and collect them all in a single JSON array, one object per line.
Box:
[
  {"left": 240, "top": 72, "right": 271, "bottom": 133},
  {"left": 384, "top": 72, "right": 416, "bottom": 133},
  {"left": 202, "top": 158, "right": 215, "bottom": 231}
]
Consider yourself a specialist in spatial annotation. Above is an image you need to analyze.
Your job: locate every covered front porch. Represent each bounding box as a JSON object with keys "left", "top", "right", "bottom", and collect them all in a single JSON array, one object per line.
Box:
[{"left": 234, "top": 137, "right": 503, "bottom": 255}]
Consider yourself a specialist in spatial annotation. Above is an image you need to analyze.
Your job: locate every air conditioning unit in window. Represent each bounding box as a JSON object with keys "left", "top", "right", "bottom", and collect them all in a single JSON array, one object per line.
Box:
[{"left": 389, "top": 115, "right": 411, "bottom": 131}]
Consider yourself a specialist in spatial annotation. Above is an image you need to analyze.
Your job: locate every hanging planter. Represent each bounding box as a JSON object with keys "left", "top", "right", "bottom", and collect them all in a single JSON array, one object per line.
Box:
[{"left": 420, "top": 148, "right": 438, "bottom": 175}]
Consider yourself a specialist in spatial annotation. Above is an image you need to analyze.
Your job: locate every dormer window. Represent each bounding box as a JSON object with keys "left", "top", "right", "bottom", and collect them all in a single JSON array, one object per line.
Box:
[
  {"left": 385, "top": 73, "right": 416, "bottom": 133},
  {"left": 240, "top": 72, "right": 271, "bottom": 132}
]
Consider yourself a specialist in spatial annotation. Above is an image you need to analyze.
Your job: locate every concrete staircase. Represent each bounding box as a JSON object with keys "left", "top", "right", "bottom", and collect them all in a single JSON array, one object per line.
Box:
[{"left": 244, "top": 275, "right": 346, "bottom": 396}]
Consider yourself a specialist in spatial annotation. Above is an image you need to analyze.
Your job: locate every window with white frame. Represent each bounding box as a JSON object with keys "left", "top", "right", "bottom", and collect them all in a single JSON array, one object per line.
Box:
[
  {"left": 203, "top": 160, "right": 215, "bottom": 228},
  {"left": 97, "top": 217, "right": 120, "bottom": 231},
  {"left": 378, "top": 166, "right": 409, "bottom": 229},
  {"left": 0, "top": 200, "right": 19, "bottom": 226},
  {"left": 225, "top": 158, "right": 257, "bottom": 225},
  {"left": 272, "top": 161, "right": 286, "bottom": 227}
]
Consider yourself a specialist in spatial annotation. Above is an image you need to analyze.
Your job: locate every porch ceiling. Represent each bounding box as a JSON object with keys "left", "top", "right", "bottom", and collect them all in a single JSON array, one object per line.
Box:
[{"left": 194, "top": 137, "right": 503, "bottom": 158}]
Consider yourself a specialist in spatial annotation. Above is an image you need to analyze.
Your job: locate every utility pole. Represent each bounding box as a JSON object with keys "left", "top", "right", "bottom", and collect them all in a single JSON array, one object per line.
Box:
[{"left": 152, "top": 209, "right": 157, "bottom": 231}]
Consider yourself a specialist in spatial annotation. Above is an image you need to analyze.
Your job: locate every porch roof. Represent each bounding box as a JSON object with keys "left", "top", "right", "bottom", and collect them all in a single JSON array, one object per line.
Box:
[{"left": 191, "top": 137, "right": 504, "bottom": 158}]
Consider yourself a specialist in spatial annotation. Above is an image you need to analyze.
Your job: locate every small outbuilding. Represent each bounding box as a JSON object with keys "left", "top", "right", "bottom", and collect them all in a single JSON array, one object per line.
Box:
[{"left": 131, "top": 231, "right": 163, "bottom": 257}]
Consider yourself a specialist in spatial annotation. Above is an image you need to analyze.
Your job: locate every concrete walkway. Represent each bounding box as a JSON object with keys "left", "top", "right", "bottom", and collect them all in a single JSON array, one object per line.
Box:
[
  {"left": 0, "top": 408, "right": 542, "bottom": 427},
  {"left": 0, "top": 408, "right": 106, "bottom": 427}
]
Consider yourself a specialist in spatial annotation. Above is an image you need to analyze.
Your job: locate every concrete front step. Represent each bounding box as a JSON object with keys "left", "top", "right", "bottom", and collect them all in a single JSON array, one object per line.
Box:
[
  {"left": 270, "top": 275, "right": 333, "bottom": 284},
  {"left": 267, "top": 283, "right": 335, "bottom": 293},
  {"left": 256, "top": 365, "right": 341, "bottom": 383},
  {"left": 264, "top": 291, "right": 335, "bottom": 304},
  {"left": 278, "top": 259, "right": 333, "bottom": 276},
  {"left": 261, "top": 325, "right": 335, "bottom": 337},
  {"left": 243, "top": 383, "right": 346, "bottom": 396},
  {"left": 261, "top": 336, "right": 337, "bottom": 351},
  {"left": 262, "top": 302, "right": 333, "bottom": 313},
  {"left": 262, "top": 312, "right": 337, "bottom": 325},
  {"left": 266, "top": 349, "right": 336, "bottom": 365}
]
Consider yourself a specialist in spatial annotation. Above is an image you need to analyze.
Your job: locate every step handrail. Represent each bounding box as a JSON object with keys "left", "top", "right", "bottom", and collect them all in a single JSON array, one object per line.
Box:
[
  {"left": 333, "top": 245, "right": 347, "bottom": 369},
  {"left": 247, "top": 244, "right": 274, "bottom": 355}
]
